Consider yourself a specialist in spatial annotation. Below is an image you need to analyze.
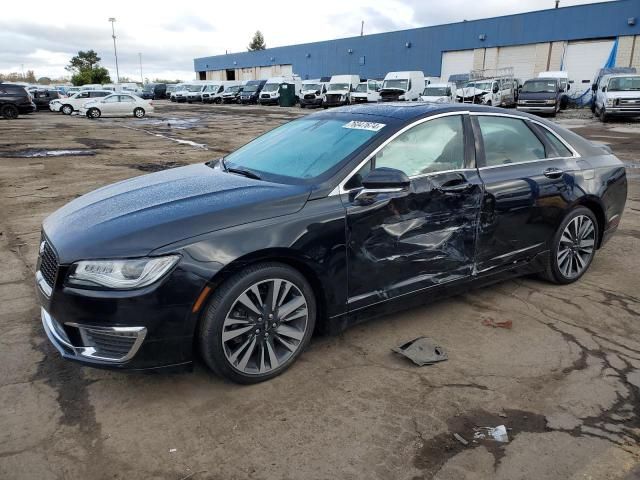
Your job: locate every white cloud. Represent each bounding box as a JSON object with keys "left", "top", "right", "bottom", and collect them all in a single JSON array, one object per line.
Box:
[{"left": 0, "top": 0, "right": 612, "bottom": 81}]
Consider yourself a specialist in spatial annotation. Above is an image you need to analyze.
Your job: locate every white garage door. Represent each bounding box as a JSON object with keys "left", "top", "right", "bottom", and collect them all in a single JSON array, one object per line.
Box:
[
  {"left": 563, "top": 39, "right": 615, "bottom": 87},
  {"left": 497, "top": 44, "right": 537, "bottom": 81},
  {"left": 440, "top": 50, "right": 474, "bottom": 82}
]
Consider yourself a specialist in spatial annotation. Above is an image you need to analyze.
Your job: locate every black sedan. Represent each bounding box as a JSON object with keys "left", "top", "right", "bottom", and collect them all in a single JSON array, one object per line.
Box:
[{"left": 36, "top": 104, "right": 627, "bottom": 383}]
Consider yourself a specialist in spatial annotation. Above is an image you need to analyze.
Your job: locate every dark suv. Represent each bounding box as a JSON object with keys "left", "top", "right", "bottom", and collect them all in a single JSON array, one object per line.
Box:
[
  {"left": 0, "top": 84, "right": 36, "bottom": 119},
  {"left": 32, "top": 89, "right": 62, "bottom": 111}
]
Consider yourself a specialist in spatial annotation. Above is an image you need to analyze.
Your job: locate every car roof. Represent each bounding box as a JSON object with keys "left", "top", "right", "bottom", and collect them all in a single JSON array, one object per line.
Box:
[{"left": 328, "top": 102, "right": 509, "bottom": 120}]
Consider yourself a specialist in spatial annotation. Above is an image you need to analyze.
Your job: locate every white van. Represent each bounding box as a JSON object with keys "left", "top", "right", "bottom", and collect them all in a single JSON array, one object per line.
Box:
[
  {"left": 202, "top": 81, "right": 242, "bottom": 104},
  {"left": 352, "top": 80, "right": 381, "bottom": 103},
  {"left": 173, "top": 82, "right": 203, "bottom": 103},
  {"left": 538, "top": 71, "right": 570, "bottom": 109},
  {"left": 594, "top": 73, "right": 640, "bottom": 122},
  {"left": 420, "top": 83, "right": 457, "bottom": 103},
  {"left": 324, "top": 75, "right": 360, "bottom": 107},
  {"left": 299, "top": 78, "right": 329, "bottom": 108},
  {"left": 379, "top": 71, "right": 425, "bottom": 101},
  {"left": 258, "top": 75, "right": 302, "bottom": 105}
]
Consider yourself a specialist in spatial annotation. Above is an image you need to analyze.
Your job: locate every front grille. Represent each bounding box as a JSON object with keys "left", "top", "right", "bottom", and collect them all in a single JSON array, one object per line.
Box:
[
  {"left": 520, "top": 100, "right": 547, "bottom": 106},
  {"left": 379, "top": 91, "right": 402, "bottom": 101},
  {"left": 325, "top": 94, "right": 342, "bottom": 103},
  {"left": 618, "top": 98, "right": 640, "bottom": 106},
  {"left": 39, "top": 238, "right": 58, "bottom": 288},
  {"left": 304, "top": 94, "right": 315, "bottom": 100},
  {"left": 81, "top": 328, "right": 141, "bottom": 361}
]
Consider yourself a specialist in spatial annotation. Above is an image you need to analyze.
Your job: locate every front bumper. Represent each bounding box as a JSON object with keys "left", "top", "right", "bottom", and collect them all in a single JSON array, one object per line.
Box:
[
  {"left": 258, "top": 97, "right": 278, "bottom": 105},
  {"left": 35, "top": 246, "right": 209, "bottom": 370},
  {"left": 49, "top": 103, "right": 62, "bottom": 112},
  {"left": 300, "top": 97, "right": 323, "bottom": 107},
  {"left": 606, "top": 107, "right": 640, "bottom": 116},
  {"left": 517, "top": 105, "right": 556, "bottom": 113}
]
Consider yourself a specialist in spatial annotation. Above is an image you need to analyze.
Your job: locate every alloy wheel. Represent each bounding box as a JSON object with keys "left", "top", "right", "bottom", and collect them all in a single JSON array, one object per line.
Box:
[
  {"left": 556, "top": 214, "right": 596, "bottom": 279},
  {"left": 221, "top": 278, "right": 309, "bottom": 375}
]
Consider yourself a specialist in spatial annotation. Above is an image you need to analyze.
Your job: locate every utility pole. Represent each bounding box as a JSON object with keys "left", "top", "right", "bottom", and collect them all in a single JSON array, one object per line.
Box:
[
  {"left": 555, "top": 0, "right": 560, "bottom": 8},
  {"left": 360, "top": 21, "right": 364, "bottom": 36},
  {"left": 139, "top": 53, "right": 143, "bottom": 84},
  {"left": 21, "top": 64, "right": 25, "bottom": 79},
  {"left": 108, "top": 17, "right": 120, "bottom": 83}
]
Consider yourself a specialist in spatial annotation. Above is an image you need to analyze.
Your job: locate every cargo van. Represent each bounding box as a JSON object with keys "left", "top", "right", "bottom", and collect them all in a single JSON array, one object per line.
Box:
[
  {"left": 186, "top": 81, "right": 220, "bottom": 103},
  {"left": 420, "top": 83, "right": 456, "bottom": 103},
  {"left": 351, "top": 80, "right": 381, "bottom": 103},
  {"left": 324, "top": 74, "right": 360, "bottom": 107},
  {"left": 299, "top": 78, "right": 329, "bottom": 108},
  {"left": 198, "top": 81, "right": 242, "bottom": 104},
  {"left": 379, "top": 71, "right": 425, "bottom": 101},
  {"left": 517, "top": 77, "right": 562, "bottom": 116},
  {"left": 259, "top": 75, "right": 302, "bottom": 105},
  {"left": 538, "top": 71, "right": 570, "bottom": 109},
  {"left": 594, "top": 73, "right": 640, "bottom": 122},
  {"left": 239, "top": 80, "right": 267, "bottom": 104},
  {"left": 591, "top": 67, "right": 637, "bottom": 112}
]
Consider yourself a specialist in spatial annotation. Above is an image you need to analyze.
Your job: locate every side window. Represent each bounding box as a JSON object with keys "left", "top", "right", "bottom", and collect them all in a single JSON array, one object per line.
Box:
[
  {"left": 478, "top": 116, "right": 546, "bottom": 167},
  {"left": 218, "top": 86, "right": 224, "bottom": 93},
  {"left": 538, "top": 127, "right": 573, "bottom": 158},
  {"left": 103, "top": 96, "right": 119, "bottom": 103},
  {"left": 78, "top": 92, "right": 90, "bottom": 98},
  {"left": 368, "top": 81, "right": 376, "bottom": 91},
  {"left": 345, "top": 159, "right": 373, "bottom": 190},
  {"left": 119, "top": 95, "right": 135, "bottom": 102},
  {"left": 374, "top": 115, "right": 466, "bottom": 177}
]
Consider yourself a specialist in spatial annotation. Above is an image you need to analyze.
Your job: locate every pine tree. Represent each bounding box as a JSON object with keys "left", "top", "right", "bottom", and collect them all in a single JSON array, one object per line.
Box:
[{"left": 248, "top": 31, "right": 266, "bottom": 51}]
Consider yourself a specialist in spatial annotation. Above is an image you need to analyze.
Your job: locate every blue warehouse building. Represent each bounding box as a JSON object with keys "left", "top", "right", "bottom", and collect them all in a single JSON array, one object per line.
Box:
[{"left": 194, "top": 0, "right": 640, "bottom": 88}]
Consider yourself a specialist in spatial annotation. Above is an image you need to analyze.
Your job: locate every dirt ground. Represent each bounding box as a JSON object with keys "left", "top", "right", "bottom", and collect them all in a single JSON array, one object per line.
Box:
[{"left": 0, "top": 102, "right": 639, "bottom": 480}]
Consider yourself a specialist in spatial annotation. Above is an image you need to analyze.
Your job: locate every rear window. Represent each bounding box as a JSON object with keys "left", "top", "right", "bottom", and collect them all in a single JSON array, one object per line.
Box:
[{"left": 539, "top": 128, "right": 573, "bottom": 158}]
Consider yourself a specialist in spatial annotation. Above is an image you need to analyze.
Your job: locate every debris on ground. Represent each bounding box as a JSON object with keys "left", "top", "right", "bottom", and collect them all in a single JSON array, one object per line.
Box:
[
  {"left": 392, "top": 337, "right": 448, "bottom": 366},
  {"left": 481, "top": 318, "right": 513, "bottom": 329},
  {"left": 473, "top": 425, "right": 509, "bottom": 443},
  {"left": 453, "top": 433, "right": 469, "bottom": 446},
  {"left": 169, "top": 448, "right": 177, "bottom": 453}
]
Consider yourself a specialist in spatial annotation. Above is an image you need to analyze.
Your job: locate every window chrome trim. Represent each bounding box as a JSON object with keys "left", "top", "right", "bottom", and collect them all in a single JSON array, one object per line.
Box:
[
  {"left": 330, "top": 111, "right": 471, "bottom": 196},
  {"left": 468, "top": 111, "right": 580, "bottom": 159}
]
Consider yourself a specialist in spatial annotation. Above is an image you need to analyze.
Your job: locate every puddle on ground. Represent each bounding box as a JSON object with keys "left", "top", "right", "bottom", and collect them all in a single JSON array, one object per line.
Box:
[
  {"left": 136, "top": 117, "right": 202, "bottom": 130},
  {"left": 120, "top": 161, "right": 188, "bottom": 172},
  {"left": 0, "top": 149, "right": 96, "bottom": 158}
]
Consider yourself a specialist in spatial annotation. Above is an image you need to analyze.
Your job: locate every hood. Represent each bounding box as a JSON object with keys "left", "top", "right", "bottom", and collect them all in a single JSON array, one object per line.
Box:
[
  {"left": 43, "top": 163, "right": 311, "bottom": 263},
  {"left": 421, "top": 96, "right": 448, "bottom": 103},
  {"left": 518, "top": 91, "right": 557, "bottom": 100}
]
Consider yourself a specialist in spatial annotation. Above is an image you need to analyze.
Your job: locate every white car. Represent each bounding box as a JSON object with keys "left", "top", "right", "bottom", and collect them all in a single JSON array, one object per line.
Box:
[
  {"left": 79, "top": 93, "right": 154, "bottom": 118},
  {"left": 51, "top": 90, "right": 112, "bottom": 114}
]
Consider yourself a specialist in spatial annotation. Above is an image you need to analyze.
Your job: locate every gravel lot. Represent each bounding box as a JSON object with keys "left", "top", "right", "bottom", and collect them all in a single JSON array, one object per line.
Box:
[{"left": 0, "top": 102, "right": 639, "bottom": 480}]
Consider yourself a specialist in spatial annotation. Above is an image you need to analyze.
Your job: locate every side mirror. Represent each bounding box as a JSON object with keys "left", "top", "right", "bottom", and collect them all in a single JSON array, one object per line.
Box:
[
  {"left": 567, "top": 84, "right": 571, "bottom": 91},
  {"left": 361, "top": 167, "right": 410, "bottom": 190},
  {"left": 592, "top": 83, "right": 597, "bottom": 92},
  {"left": 559, "top": 87, "right": 565, "bottom": 93},
  {"left": 492, "top": 85, "right": 499, "bottom": 94},
  {"left": 601, "top": 86, "right": 607, "bottom": 92}
]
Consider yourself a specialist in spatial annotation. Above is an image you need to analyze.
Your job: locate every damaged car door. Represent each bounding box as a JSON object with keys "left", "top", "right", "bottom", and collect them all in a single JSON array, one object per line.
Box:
[{"left": 342, "top": 113, "right": 484, "bottom": 311}]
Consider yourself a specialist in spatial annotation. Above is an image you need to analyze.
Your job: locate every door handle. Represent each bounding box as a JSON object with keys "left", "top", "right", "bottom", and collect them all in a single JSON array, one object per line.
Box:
[
  {"left": 543, "top": 167, "right": 564, "bottom": 179},
  {"left": 438, "top": 182, "right": 473, "bottom": 194}
]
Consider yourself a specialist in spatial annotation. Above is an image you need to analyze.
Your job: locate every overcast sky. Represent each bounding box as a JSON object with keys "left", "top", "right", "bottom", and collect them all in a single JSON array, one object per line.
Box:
[{"left": 0, "top": 0, "right": 611, "bottom": 82}]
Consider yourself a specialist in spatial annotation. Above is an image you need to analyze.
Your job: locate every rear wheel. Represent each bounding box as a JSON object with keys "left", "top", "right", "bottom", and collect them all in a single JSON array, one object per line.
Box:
[
  {"left": 61, "top": 104, "right": 73, "bottom": 115},
  {"left": 1, "top": 104, "right": 19, "bottom": 120},
  {"left": 540, "top": 207, "right": 598, "bottom": 284},
  {"left": 199, "top": 262, "right": 316, "bottom": 384},
  {"left": 133, "top": 107, "right": 145, "bottom": 118}
]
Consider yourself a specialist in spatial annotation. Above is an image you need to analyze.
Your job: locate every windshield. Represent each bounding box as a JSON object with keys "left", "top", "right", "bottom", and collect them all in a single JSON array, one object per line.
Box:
[
  {"left": 354, "top": 83, "right": 368, "bottom": 93},
  {"left": 302, "top": 83, "right": 321, "bottom": 91},
  {"left": 186, "top": 84, "right": 203, "bottom": 92},
  {"left": 522, "top": 80, "right": 557, "bottom": 93},
  {"left": 608, "top": 76, "right": 640, "bottom": 91},
  {"left": 382, "top": 79, "right": 408, "bottom": 90},
  {"left": 243, "top": 84, "right": 259, "bottom": 92},
  {"left": 262, "top": 83, "right": 279, "bottom": 92},
  {"left": 469, "top": 81, "right": 492, "bottom": 91},
  {"left": 328, "top": 83, "right": 349, "bottom": 91},
  {"left": 423, "top": 87, "right": 450, "bottom": 96},
  {"left": 224, "top": 117, "right": 383, "bottom": 181},
  {"left": 225, "top": 86, "right": 240, "bottom": 93}
]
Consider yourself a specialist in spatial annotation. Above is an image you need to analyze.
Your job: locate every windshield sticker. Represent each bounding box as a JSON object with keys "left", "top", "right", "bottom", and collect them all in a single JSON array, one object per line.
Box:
[{"left": 343, "top": 121, "right": 386, "bottom": 132}]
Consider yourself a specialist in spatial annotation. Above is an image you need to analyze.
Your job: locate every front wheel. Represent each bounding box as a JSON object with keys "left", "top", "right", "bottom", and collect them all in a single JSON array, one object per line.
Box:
[
  {"left": 133, "top": 107, "right": 145, "bottom": 118},
  {"left": 61, "top": 104, "right": 73, "bottom": 115},
  {"left": 87, "top": 107, "right": 101, "bottom": 119},
  {"left": 540, "top": 207, "right": 598, "bottom": 284},
  {"left": 198, "top": 262, "right": 316, "bottom": 384},
  {"left": 214, "top": 97, "right": 222, "bottom": 104},
  {"left": 599, "top": 107, "right": 609, "bottom": 123}
]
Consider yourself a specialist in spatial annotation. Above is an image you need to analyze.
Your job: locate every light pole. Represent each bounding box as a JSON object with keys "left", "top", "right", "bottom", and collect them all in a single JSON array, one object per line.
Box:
[
  {"left": 108, "top": 17, "right": 120, "bottom": 83},
  {"left": 139, "top": 52, "right": 143, "bottom": 84}
]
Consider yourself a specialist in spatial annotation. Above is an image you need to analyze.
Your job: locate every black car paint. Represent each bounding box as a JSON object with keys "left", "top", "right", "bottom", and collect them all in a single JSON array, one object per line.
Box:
[
  {"left": 36, "top": 104, "right": 627, "bottom": 371},
  {"left": 0, "top": 83, "right": 36, "bottom": 114}
]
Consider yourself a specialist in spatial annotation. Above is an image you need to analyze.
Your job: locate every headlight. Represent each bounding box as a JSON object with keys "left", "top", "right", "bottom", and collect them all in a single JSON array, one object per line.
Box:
[
  {"left": 518, "top": 100, "right": 526, "bottom": 105},
  {"left": 67, "top": 255, "right": 180, "bottom": 289},
  {"left": 545, "top": 99, "right": 556, "bottom": 105},
  {"left": 606, "top": 98, "right": 614, "bottom": 106},
  {"left": 399, "top": 94, "right": 406, "bottom": 100}
]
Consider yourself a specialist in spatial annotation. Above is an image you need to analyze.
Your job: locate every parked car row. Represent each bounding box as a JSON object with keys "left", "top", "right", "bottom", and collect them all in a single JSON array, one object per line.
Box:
[{"left": 48, "top": 89, "right": 154, "bottom": 118}]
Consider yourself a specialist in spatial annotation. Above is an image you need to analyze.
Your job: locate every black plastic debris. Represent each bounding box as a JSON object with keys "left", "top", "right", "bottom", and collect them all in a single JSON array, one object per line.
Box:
[{"left": 392, "top": 337, "right": 448, "bottom": 366}]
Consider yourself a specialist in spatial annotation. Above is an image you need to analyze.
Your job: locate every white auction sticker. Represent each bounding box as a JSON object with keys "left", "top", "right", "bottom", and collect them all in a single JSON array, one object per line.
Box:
[{"left": 343, "top": 121, "right": 386, "bottom": 132}]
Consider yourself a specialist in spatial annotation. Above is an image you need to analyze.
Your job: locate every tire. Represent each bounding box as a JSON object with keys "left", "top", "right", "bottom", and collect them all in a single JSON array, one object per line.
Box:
[
  {"left": 485, "top": 101, "right": 492, "bottom": 106},
  {"left": 198, "top": 262, "right": 316, "bottom": 384},
  {"left": 1, "top": 104, "right": 19, "bottom": 120},
  {"left": 539, "top": 207, "right": 598, "bottom": 285},
  {"left": 214, "top": 97, "right": 222, "bottom": 104},
  {"left": 599, "top": 107, "right": 609, "bottom": 123},
  {"left": 87, "top": 108, "right": 101, "bottom": 119},
  {"left": 133, "top": 107, "right": 145, "bottom": 118},
  {"left": 61, "top": 104, "right": 73, "bottom": 115},
  {"left": 300, "top": 103, "right": 306, "bottom": 109}
]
